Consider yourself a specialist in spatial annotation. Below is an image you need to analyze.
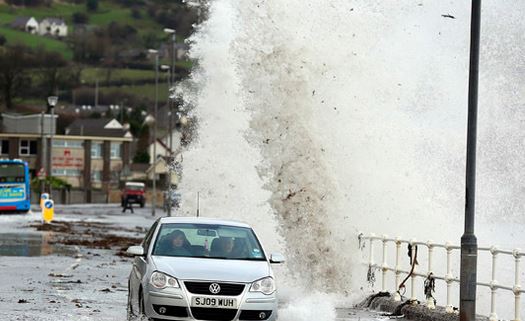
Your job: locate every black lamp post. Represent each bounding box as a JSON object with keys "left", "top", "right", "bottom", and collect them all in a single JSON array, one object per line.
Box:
[
  {"left": 46, "top": 95, "right": 58, "bottom": 178},
  {"left": 460, "top": 1, "right": 481, "bottom": 320}
]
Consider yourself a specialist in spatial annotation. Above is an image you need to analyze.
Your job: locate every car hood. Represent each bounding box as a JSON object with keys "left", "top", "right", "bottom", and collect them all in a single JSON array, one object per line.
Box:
[{"left": 151, "top": 256, "right": 271, "bottom": 283}]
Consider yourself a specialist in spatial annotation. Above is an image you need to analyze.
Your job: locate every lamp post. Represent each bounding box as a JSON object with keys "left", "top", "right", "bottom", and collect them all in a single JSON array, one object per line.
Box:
[
  {"left": 460, "top": 1, "right": 481, "bottom": 321},
  {"left": 164, "top": 28, "right": 176, "bottom": 154},
  {"left": 160, "top": 64, "right": 172, "bottom": 158},
  {"left": 47, "top": 96, "right": 58, "bottom": 178},
  {"left": 143, "top": 114, "right": 156, "bottom": 215},
  {"left": 148, "top": 49, "right": 159, "bottom": 216}
]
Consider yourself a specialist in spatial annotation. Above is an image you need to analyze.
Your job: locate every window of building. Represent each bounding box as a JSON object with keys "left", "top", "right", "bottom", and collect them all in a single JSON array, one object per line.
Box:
[
  {"left": 66, "top": 169, "right": 81, "bottom": 176},
  {"left": 19, "top": 140, "right": 37, "bottom": 156},
  {"left": 53, "top": 140, "right": 83, "bottom": 148},
  {"left": 52, "top": 169, "right": 66, "bottom": 176},
  {"left": 0, "top": 140, "right": 9, "bottom": 155},
  {"left": 91, "top": 142, "right": 102, "bottom": 159},
  {"left": 110, "top": 143, "right": 121, "bottom": 159},
  {"left": 92, "top": 171, "right": 102, "bottom": 182},
  {"left": 52, "top": 168, "right": 81, "bottom": 177}
]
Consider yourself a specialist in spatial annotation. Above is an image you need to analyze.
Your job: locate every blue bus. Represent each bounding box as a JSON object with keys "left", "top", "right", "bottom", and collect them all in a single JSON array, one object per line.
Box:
[{"left": 0, "top": 159, "right": 31, "bottom": 213}]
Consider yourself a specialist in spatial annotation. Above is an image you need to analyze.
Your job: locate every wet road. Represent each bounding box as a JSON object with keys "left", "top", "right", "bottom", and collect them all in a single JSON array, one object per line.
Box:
[{"left": 0, "top": 205, "right": 396, "bottom": 321}]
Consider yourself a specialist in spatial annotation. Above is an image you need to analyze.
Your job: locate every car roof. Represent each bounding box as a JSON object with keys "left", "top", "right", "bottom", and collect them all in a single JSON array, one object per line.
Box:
[
  {"left": 125, "top": 182, "right": 145, "bottom": 186},
  {"left": 158, "top": 216, "right": 251, "bottom": 228}
]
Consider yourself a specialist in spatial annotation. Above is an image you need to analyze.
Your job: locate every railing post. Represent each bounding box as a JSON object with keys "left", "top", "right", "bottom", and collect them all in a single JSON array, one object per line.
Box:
[
  {"left": 513, "top": 249, "right": 521, "bottom": 321},
  {"left": 382, "top": 235, "right": 388, "bottom": 292},
  {"left": 369, "top": 233, "right": 375, "bottom": 268},
  {"left": 394, "top": 237, "right": 402, "bottom": 301},
  {"left": 445, "top": 242, "right": 454, "bottom": 313},
  {"left": 410, "top": 239, "right": 417, "bottom": 302},
  {"left": 427, "top": 240, "right": 436, "bottom": 309},
  {"left": 489, "top": 247, "right": 498, "bottom": 321}
]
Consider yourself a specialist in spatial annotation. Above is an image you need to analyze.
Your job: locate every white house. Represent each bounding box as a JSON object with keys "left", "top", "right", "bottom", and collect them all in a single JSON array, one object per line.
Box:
[
  {"left": 10, "top": 17, "right": 39, "bottom": 34},
  {"left": 39, "top": 18, "right": 68, "bottom": 37}
]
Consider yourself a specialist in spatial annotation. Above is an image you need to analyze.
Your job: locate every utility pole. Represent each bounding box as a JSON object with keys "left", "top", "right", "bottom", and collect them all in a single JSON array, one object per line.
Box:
[
  {"left": 164, "top": 28, "right": 177, "bottom": 217},
  {"left": 40, "top": 111, "right": 46, "bottom": 195},
  {"left": 460, "top": 1, "right": 481, "bottom": 321},
  {"left": 95, "top": 79, "right": 99, "bottom": 110},
  {"left": 148, "top": 49, "right": 159, "bottom": 217}
]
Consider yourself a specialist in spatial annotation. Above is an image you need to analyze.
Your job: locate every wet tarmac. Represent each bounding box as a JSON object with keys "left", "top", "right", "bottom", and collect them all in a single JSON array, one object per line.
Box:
[{"left": 0, "top": 232, "right": 76, "bottom": 257}]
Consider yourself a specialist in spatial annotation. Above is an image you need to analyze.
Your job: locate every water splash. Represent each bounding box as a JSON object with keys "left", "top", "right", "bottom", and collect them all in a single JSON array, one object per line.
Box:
[{"left": 177, "top": 0, "right": 525, "bottom": 311}]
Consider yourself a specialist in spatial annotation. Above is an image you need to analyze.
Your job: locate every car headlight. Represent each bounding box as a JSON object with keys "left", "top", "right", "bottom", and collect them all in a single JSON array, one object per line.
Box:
[
  {"left": 250, "top": 277, "right": 275, "bottom": 295},
  {"left": 150, "top": 271, "right": 180, "bottom": 289}
]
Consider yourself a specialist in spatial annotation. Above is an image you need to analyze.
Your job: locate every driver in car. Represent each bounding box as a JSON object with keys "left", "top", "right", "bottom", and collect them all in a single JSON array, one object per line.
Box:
[{"left": 156, "top": 230, "right": 192, "bottom": 256}]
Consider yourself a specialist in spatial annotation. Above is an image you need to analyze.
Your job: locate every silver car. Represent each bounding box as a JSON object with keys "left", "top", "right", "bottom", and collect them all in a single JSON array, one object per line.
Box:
[{"left": 127, "top": 217, "right": 284, "bottom": 321}]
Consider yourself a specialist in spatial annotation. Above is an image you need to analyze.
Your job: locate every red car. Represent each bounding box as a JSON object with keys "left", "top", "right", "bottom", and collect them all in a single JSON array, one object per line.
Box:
[{"left": 121, "top": 182, "right": 146, "bottom": 208}]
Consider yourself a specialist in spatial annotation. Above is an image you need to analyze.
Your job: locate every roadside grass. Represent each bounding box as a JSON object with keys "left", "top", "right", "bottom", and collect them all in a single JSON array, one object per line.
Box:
[{"left": 0, "top": 27, "right": 73, "bottom": 59}]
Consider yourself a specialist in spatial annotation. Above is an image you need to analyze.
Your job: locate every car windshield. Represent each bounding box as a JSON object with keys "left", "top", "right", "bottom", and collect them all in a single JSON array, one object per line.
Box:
[{"left": 152, "top": 223, "right": 266, "bottom": 261}]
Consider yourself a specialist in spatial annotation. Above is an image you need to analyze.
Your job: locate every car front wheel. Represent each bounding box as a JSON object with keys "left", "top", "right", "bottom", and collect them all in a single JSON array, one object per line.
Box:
[
  {"left": 126, "top": 289, "right": 136, "bottom": 320},
  {"left": 139, "top": 292, "right": 152, "bottom": 321}
]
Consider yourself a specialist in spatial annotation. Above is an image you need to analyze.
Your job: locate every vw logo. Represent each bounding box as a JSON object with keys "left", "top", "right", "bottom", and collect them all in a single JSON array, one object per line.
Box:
[{"left": 209, "top": 283, "right": 221, "bottom": 294}]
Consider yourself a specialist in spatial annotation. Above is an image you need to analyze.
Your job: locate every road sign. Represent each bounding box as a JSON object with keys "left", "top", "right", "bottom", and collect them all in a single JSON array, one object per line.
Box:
[
  {"left": 40, "top": 193, "right": 50, "bottom": 209},
  {"left": 37, "top": 168, "right": 46, "bottom": 179},
  {"left": 42, "top": 199, "right": 54, "bottom": 223}
]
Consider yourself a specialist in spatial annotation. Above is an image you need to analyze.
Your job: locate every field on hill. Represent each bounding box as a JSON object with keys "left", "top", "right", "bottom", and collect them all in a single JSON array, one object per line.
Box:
[{"left": 0, "top": 0, "right": 195, "bottom": 110}]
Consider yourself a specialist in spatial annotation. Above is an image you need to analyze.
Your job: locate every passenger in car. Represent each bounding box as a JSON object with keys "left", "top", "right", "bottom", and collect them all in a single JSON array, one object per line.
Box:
[
  {"left": 210, "top": 237, "right": 234, "bottom": 257},
  {"left": 156, "top": 230, "right": 193, "bottom": 257}
]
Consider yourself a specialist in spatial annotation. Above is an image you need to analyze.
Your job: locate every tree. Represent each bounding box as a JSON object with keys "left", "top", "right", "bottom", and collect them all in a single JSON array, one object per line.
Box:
[
  {"left": 86, "top": 0, "right": 98, "bottom": 11},
  {"left": 37, "top": 51, "right": 68, "bottom": 96},
  {"left": 72, "top": 12, "right": 89, "bottom": 24},
  {"left": 133, "top": 150, "right": 150, "bottom": 164},
  {"left": 0, "top": 45, "right": 36, "bottom": 109}
]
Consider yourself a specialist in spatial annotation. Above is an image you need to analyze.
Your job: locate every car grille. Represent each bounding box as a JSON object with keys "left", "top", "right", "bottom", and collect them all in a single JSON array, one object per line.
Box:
[
  {"left": 184, "top": 281, "right": 245, "bottom": 296},
  {"left": 191, "top": 307, "right": 238, "bottom": 321},
  {"left": 152, "top": 304, "right": 189, "bottom": 318},
  {"left": 239, "top": 310, "right": 273, "bottom": 320}
]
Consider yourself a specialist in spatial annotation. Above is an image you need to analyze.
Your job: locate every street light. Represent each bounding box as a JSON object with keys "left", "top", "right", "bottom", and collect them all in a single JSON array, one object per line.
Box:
[
  {"left": 142, "top": 113, "right": 156, "bottom": 212},
  {"left": 148, "top": 49, "right": 159, "bottom": 217},
  {"left": 164, "top": 29, "right": 177, "bottom": 217},
  {"left": 164, "top": 28, "right": 177, "bottom": 152},
  {"left": 460, "top": 2, "right": 481, "bottom": 321},
  {"left": 47, "top": 96, "right": 58, "bottom": 178}
]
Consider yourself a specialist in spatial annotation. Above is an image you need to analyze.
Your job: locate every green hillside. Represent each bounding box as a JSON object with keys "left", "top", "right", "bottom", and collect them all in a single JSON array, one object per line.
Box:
[
  {"left": 0, "top": 0, "right": 196, "bottom": 111},
  {"left": 0, "top": 26, "right": 73, "bottom": 59}
]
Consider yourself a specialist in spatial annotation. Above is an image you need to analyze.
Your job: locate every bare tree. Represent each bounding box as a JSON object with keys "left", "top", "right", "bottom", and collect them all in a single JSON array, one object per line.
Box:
[
  {"left": 0, "top": 45, "right": 36, "bottom": 109},
  {"left": 37, "top": 51, "right": 68, "bottom": 96}
]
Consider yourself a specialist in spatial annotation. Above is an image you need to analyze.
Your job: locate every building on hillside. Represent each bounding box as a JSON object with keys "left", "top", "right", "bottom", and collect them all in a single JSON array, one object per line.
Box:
[
  {"left": 10, "top": 16, "right": 39, "bottom": 34},
  {"left": 39, "top": 18, "right": 68, "bottom": 37},
  {"left": 0, "top": 114, "right": 133, "bottom": 203}
]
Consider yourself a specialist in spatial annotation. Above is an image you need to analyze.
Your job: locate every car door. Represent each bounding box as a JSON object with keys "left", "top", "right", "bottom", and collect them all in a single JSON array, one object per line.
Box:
[{"left": 130, "top": 220, "right": 158, "bottom": 304}]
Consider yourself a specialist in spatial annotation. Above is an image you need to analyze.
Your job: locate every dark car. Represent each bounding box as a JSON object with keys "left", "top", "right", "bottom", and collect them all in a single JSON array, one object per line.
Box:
[{"left": 121, "top": 182, "right": 146, "bottom": 208}]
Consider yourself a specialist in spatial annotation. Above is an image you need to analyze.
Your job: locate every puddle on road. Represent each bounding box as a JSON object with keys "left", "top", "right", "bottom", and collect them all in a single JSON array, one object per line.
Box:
[{"left": 0, "top": 233, "right": 77, "bottom": 257}]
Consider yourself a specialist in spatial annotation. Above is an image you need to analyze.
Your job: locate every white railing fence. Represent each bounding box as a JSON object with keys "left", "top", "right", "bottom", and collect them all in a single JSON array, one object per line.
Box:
[{"left": 358, "top": 232, "right": 523, "bottom": 321}]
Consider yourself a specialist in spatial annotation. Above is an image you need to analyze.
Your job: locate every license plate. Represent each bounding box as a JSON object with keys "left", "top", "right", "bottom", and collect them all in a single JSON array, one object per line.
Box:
[{"left": 192, "top": 297, "right": 237, "bottom": 309}]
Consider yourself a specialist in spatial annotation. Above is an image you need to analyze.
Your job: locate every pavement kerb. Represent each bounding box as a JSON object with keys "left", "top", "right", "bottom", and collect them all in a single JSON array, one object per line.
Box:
[{"left": 360, "top": 293, "right": 489, "bottom": 321}]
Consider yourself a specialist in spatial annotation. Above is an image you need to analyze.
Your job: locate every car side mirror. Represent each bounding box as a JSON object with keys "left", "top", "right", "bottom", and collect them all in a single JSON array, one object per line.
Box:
[
  {"left": 269, "top": 253, "right": 285, "bottom": 264},
  {"left": 127, "top": 245, "right": 145, "bottom": 256}
]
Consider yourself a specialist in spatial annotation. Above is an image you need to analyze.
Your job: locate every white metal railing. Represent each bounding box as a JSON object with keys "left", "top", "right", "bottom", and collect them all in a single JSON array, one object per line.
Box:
[{"left": 358, "top": 232, "right": 524, "bottom": 321}]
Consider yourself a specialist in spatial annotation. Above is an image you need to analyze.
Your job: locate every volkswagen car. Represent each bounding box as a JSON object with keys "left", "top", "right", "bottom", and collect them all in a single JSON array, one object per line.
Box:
[{"left": 127, "top": 217, "right": 284, "bottom": 321}]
